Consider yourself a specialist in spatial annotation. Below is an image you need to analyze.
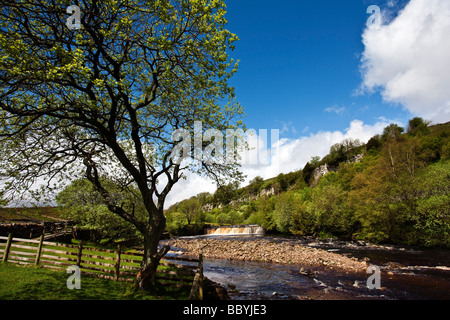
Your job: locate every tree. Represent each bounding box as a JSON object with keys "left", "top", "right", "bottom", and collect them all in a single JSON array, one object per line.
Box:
[
  {"left": 213, "top": 181, "right": 239, "bottom": 205},
  {"left": 276, "top": 173, "right": 288, "bottom": 192},
  {"left": 165, "top": 211, "right": 189, "bottom": 236},
  {"left": 56, "top": 179, "right": 144, "bottom": 243},
  {"left": 274, "top": 192, "right": 297, "bottom": 233},
  {"left": 327, "top": 138, "right": 363, "bottom": 166},
  {"left": 0, "top": 191, "right": 7, "bottom": 207},
  {"left": 302, "top": 156, "right": 321, "bottom": 185},
  {"left": 290, "top": 201, "right": 315, "bottom": 236},
  {"left": 178, "top": 197, "right": 202, "bottom": 226},
  {"left": 442, "top": 141, "right": 450, "bottom": 160},
  {"left": 413, "top": 161, "right": 450, "bottom": 246},
  {"left": 417, "top": 136, "right": 442, "bottom": 164},
  {"left": 349, "top": 135, "right": 422, "bottom": 243},
  {"left": 0, "top": 0, "right": 243, "bottom": 289},
  {"left": 310, "top": 178, "right": 355, "bottom": 238},
  {"left": 407, "top": 117, "right": 430, "bottom": 136},
  {"left": 196, "top": 192, "right": 212, "bottom": 206},
  {"left": 310, "top": 156, "right": 321, "bottom": 166},
  {"left": 247, "top": 176, "right": 264, "bottom": 196},
  {"left": 381, "top": 124, "right": 404, "bottom": 141},
  {"left": 366, "top": 134, "right": 381, "bottom": 153}
]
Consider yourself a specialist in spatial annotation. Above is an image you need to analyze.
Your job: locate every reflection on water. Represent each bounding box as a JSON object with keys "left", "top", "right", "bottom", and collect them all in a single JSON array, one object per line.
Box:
[
  {"left": 203, "top": 259, "right": 314, "bottom": 300},
  {"left": 167, "top": 235, "right": 450, "bottom": 300},
  {"left": 202, "top": 257, "right": 388, "bottom": 300}
]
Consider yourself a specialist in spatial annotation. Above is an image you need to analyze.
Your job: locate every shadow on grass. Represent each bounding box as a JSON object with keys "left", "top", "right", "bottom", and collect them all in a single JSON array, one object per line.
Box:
[{"left": 0, "top": 263, "right": 190, "bottom": 300}]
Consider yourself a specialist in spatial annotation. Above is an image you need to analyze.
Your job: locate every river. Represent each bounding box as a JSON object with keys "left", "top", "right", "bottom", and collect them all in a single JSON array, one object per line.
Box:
[{"left": 167, "top": 235, "right": 450, "bottom": 300}]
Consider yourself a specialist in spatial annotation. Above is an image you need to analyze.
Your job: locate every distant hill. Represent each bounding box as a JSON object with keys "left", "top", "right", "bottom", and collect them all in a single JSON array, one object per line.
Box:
[{"left": 0, "top": 207, "right": 65, "bottom": 224}]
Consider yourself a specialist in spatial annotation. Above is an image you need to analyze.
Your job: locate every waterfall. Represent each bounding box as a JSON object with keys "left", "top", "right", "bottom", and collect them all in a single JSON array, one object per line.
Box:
[{"left": 205, "top": 225, "right": 264, "bottom": 236}]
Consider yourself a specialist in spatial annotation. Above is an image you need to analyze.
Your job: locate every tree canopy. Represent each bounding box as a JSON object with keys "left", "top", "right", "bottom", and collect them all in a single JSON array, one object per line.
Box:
[
  {"left": 181, "top": 120, "right": 450, "bottom": 247},
  {"left": 0, "top": 0, "right": 244, "bottom": 289},
  {"left": 56, "top": 178, "right": 145, "bottom": 243}
]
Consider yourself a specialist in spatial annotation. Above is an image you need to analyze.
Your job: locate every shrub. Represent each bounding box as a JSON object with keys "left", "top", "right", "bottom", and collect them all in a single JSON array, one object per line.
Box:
[{"left": 166, "top": 212, "right": 188, "bottom": 236}]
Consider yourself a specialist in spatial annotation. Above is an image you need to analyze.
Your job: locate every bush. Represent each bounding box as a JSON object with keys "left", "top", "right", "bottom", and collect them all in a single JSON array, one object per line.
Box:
[
  {"left": 165, "top": 212, "right": 188, "bottom": 236},
  {"left": 246, "top": 211, "right": 266, "bottom": 227},
  {"left": 215, "top": 212, "right": 232, "bottom": 225},
  {"left": 414, "top": 194, "right": 450, "bottom": 246},
  {"left": 417, "top": 136, "right": 442, "bottom": 163},
  {"left": 441, "top": 141, "right": 450, "bottom": 160},
  {"left": 290, "top": 202, "right": 315, "bottom": 236},
  {"left": 273, "top": 192, "right": 299, "bottom": 233},
  {"left": 204, "top": 212, "right": 216, "bottom": 223}
]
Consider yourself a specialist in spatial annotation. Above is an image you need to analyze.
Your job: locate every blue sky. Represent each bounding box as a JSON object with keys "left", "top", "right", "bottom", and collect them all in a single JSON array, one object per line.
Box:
[
  {"left": 166, "top": 0, "right": 450, "bottom": 205},
  {"left": 9, "top": 0, "right": 449, "bottom": 207},
  {"left": 224, "top": 0, "right": 411, "bottom": 137}
]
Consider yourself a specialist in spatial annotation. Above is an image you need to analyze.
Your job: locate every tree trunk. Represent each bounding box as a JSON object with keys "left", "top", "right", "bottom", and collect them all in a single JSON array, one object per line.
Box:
[{"left": 135, "top": 219, "right": 170, "bottom": 290}]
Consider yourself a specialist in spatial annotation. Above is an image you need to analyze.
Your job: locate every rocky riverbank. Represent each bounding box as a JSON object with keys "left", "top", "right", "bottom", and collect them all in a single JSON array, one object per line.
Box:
[{"left": 168, "top": 238, "right": 368, "bottom": 273}]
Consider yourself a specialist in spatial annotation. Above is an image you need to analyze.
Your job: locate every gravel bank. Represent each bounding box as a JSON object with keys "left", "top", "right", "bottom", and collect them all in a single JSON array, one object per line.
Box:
[{"left": 169, "top": 238, "right": 368, "bottom": 273}]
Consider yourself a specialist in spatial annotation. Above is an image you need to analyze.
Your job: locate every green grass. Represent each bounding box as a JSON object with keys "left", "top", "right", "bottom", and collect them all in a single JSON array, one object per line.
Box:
[
  {"left": 0, "top": 262, "right": 190, "bottom": 300},
  {"left": 1, "top": 237, "right": 195, "bottom": 290}
]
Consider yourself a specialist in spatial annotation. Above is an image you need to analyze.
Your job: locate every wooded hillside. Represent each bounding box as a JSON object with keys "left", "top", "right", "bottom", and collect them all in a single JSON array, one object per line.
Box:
[{"left": 166, "top": 118, "right": 450, "bottom": 247}]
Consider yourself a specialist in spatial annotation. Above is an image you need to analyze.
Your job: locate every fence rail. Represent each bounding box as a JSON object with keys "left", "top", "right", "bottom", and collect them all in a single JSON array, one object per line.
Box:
[{"left": 0, "top": 234, "right": 204, "bottom": 299}]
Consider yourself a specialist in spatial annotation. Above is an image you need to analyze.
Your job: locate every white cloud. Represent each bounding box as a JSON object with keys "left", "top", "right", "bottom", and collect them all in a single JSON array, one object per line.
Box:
[
  {"left": 324, "top": 105, "right": 346, "bottom": 114},
  {"left": 164, "top": 118, "right": 395, "bottom": 207},
  {"left": 387, "top": 0, "right": 396, "bottom": 8},
  {"left": 165, "top": 172, "right": 217, "bottom": 208},
  {"left": 279, "top": 121, "right": 298, "bottom": 135},
  {"left": 240, "top": 118, "right": 394, "bottom": 180},
  {"left": 6, "top": 118, "right": 396, "bottom": 209},
  {"left": 360, "top": 0, "right": 450, "bottom": 123}
]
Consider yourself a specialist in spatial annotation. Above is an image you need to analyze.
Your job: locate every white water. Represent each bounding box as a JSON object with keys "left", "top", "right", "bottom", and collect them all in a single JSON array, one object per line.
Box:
[
  {"left": 166, "top": 235, "right": 450, "bottom": 300},
  {"left": 205, "top": 225, "right": 264, "bottom": 236}
]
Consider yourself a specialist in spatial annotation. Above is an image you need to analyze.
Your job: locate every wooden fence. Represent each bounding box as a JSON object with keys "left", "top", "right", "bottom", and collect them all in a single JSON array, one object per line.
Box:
[
  {"left": 189, "top": 253, "right": 204, "bottom": 300},
  {"left": 0, "top": 234, "right": 204, "bottom": 299}
]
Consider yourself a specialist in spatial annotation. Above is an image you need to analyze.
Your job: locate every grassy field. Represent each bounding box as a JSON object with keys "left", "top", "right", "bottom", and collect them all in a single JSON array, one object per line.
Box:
[
  {"left": 1, "top": 209, "right": 197, "bottom": 300},
  {"left": 0, "top": 262, "right": 190, "bottom": 300}
]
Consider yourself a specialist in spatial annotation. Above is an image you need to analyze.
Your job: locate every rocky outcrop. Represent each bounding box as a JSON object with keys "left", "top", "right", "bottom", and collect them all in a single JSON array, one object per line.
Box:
[
  {"left": 204, "top": 186, "right": 276, "bottom": 212},
  {"left": 202, "top": 203, "right": 214, "bottom": 213},
  {"left": 259, "top": 187, "right": 275, "bottom": 198},
  {"left": 311, "top": 153, "right": 364, "bottom": 185},
  {"left": 350, "top": 153, "right": 364, "bottom": 163},
  {"left": 312, "top": 164, "right": 331, "bottom": 182}
]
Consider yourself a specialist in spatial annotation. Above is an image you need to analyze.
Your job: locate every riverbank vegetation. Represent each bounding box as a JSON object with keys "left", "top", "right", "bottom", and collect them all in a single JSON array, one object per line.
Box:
[
  {"left": 34, "top": 118, "right": 449, "bottom": 247},
  {"left": 166, "top": 118, "right": 449, "bottom": 247}
]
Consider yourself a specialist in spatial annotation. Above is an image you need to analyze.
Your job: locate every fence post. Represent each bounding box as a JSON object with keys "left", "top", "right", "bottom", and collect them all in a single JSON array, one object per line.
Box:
[
  {"left": 34, "top": 235, "right": 44, "bottom": 266},
  {"left": 189, "top": 253, "right": 204, "bottom": 300},
  {"left": 76, "top": 240, "right": 83, "bottom": 267},
  {"left": 198, "top": 254, "right": 204, "bottom": 300},
  {"left": 2, "top": 233, "right": 13, "bottom": 263},
  {"left": 114, "top": 244, "right": 121, "bottom": 281}
]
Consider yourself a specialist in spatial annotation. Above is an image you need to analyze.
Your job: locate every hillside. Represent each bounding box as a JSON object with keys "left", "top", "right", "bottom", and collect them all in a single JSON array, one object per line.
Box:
[
  {"left": 0, "top": 207, "right": 65, "bottom": 223},
  {"left": 166, "top": 118, "right": 450, "bottom": 247}
]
